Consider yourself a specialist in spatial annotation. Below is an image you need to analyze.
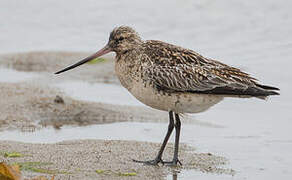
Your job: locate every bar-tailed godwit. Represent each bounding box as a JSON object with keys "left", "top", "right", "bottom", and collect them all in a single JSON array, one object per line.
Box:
[{"left": 56, "top": 26, "right": 279, "bottom": 166}]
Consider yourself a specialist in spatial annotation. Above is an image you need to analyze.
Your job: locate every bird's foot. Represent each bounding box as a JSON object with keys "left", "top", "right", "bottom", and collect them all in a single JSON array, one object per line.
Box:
[
  {"left": 132, "top": 157, "right": 164, "bottom": 166},
  {"left": 163, "top": 159, "right": 182, "bottom": 167},
  {"left": 133, "top": 158, "right": 182, "bottom": 166}
]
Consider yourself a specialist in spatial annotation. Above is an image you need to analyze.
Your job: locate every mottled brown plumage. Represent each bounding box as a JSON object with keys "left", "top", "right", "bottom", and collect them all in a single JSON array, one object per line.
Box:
[
  {"left": 142, "top": 39, "right": 279, "bottom": 97},
  {"left": 55, "top": 26, "right": 279, "bottom": 166}
]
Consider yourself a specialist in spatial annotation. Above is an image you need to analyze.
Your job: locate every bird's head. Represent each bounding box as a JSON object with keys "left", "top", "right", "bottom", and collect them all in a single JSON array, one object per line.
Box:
[
  {"left": 108, "top": 26, "right": 142, "bottom": 54},
  {"left": 55, "top": 26, "right": 142, "bottom": 74}
]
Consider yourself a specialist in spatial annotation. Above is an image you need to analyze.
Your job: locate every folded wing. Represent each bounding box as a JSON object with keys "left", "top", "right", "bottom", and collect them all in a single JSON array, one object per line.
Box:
[{"left": 143, "top": 62, "right": 279, "bottom": 97}]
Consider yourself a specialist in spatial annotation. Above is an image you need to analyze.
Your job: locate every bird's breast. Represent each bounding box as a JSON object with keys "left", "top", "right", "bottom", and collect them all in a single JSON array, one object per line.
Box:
[{"left": 115, "top": 56, "right": 140, "bottom": 91}]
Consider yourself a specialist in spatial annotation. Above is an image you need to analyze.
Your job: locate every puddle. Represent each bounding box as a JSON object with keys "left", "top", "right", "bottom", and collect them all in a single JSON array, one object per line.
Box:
[
  {"left": 0, "top": 122, "right": 166, "bottom": 144},
  {"left": 0, "top": 68, "right": 37, "bottom": 82},
  {"left": 54, "top": 81, "right": 144, "bottom": 106}
]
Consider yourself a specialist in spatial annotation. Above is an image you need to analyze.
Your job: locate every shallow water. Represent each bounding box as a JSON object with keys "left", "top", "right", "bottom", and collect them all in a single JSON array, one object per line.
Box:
[
  {"left": 0, "top": 68, "right": 37, "bottom": 82},
  {"left": 1, "top": 0, "right": 291, "bottom": 60},
  {"left": 0, "top": 122, "right": 173, "bottom": 144},
  {"left": 54, "top": 81, "right": 144, "bottom": 106},
  {"left": 168, "top": 170, "right": 235, "bottom": 180},
  {"left": 1, "top": 0, "right": 292, "bottom": 179}
]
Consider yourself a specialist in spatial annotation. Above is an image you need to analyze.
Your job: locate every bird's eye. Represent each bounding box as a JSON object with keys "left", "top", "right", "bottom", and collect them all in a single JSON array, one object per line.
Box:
[{"left": 117, "top": 37, "right": 124, "bottom": 41}]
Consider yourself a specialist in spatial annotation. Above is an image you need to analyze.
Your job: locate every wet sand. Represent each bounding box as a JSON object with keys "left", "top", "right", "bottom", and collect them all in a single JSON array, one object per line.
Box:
[
  {"left": 0, "top": 52, "right": 234, "bottom": 179},
  {"left": 0, "top": 82, "right": 129, "bottom": 131}
]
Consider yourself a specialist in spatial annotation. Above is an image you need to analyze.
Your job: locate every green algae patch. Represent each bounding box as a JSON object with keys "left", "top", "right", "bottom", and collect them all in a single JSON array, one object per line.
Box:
[
  {"left": 95, "top": 169, "right": 137, "bottom": 176},
  {"left": 87, "top": 57, "right": 107, "bottom": 64},
  {"left": 95, "top": 169, "right": 112, "bottom": 175},
  {"left": 14, "top": 161, "right": 69, "bottom": 175},
  {"left": 3, "top": 152, "right": 24, "bottom": 158},
  {"left": 117, "top": 172, "right": 137, "bottom": 176},
  {"left": 95, "top": 169, "right": 105, "bottom": 174}
]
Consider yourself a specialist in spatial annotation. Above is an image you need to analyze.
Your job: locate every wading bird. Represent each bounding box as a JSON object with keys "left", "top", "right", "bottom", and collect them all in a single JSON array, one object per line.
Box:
[{"left": 55, "top": 26, "right": 279, "bottom": 166}]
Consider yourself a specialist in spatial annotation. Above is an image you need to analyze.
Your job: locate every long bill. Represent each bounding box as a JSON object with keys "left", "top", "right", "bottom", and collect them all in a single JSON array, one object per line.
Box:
[{"left": 55, "top": 45, "right": 111, "bottom": 74}]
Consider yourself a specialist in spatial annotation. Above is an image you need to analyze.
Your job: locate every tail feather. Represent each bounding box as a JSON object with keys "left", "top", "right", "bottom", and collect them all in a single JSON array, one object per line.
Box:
[
  {"left": 192, "top": 83, "right": 280, "bottom": 97},
  {"left": 255, "top": 83, "right": 280, "bottom": 91},
  {"left": 252, "top": 83, "right": 280, "bottom": 97},
  {"left": 243, "top": 86, "right": 279, "bottom": 97}
]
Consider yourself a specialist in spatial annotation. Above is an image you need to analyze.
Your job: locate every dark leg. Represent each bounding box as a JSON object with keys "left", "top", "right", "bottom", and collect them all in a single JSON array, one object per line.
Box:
[
  {"left": 164, "top": 113, "right": 182, "bottom": 166},
  {"left": 133, "top": 111, "right": 175, "bottom": 165}
]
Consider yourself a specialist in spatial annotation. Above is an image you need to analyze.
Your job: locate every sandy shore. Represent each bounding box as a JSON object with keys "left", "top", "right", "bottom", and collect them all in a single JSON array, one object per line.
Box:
[
  {"left": 0, "top": 140, "right": 234, "bottom": 180},
  {"left": 0, "top": 52, "right": 234, "bottom": 179}
]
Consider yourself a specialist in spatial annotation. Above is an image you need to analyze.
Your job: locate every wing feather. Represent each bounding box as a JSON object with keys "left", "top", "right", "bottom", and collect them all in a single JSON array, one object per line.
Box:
[
  {"left": 143, "top": 63, "right": 254, "bottom": 92},
  {"left": 142, "top": 40, "right": 279, "bottom": 96}
]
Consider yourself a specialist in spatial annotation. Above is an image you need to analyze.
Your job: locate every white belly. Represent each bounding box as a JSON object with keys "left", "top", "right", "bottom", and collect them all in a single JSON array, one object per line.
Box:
[{"left": 128, "top": 81, "right": 223, "bottom": 113}]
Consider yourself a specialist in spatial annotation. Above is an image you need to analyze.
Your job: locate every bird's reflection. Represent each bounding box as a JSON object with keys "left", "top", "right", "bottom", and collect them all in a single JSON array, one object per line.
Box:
[
  {"left": 172, "top": 172, "right": 178, "bottom": 180},
  {"left": 170, "top": 169, "right": 180, "bottom": 180}
]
